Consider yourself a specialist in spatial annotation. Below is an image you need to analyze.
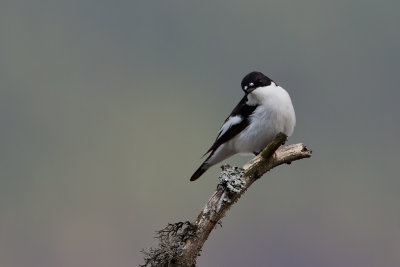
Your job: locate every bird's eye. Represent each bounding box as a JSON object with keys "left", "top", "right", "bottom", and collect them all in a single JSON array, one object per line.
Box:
[{"left": 249, "top": 82, "right": 254, "bottom": 87}]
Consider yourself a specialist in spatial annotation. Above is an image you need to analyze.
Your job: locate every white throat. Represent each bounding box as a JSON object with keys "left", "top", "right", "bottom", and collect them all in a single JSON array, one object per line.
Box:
[{"left": 247, "top": 82, "right": 279, "bottom": 105}]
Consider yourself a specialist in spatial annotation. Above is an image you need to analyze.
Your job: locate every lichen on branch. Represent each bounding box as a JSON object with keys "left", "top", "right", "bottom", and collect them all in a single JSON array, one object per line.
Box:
[{"left": 140, "top": 133, "right": 312, "bottom": 267}]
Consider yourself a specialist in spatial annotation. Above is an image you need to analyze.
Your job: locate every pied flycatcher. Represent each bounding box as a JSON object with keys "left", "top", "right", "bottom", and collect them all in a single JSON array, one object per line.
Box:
[{"left": 190, "top": 71, "right": 296, "bottom": 181}]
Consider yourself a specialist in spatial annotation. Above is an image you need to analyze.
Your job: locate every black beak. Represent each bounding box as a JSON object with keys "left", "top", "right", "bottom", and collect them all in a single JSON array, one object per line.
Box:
[{"left": 245, "top": 87, "right": 257, "bottom": 94}]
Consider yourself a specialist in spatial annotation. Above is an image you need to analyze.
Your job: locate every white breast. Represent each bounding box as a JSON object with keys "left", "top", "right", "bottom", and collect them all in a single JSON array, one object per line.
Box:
[{"left": 228, "top": 83, "right": 296, "bottom": 153}]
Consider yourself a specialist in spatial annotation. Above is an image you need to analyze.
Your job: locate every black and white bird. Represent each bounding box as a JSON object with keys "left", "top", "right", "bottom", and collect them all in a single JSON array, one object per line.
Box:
[{"left": 190, "top": 71, "right": 296, "bottom": 181}]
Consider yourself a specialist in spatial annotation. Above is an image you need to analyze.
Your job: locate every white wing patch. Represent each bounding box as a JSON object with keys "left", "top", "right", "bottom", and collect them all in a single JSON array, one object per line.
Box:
[{"left": 217, "top": 115, "right": 242, "bottom": 139}]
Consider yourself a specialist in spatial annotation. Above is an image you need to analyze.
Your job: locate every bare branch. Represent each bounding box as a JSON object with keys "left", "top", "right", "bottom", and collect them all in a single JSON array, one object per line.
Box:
[{"left": 141, "top": 133, "right": 312, "bottom": 266}]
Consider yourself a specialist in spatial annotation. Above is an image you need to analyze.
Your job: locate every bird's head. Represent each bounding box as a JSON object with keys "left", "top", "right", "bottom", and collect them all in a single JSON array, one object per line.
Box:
[{"left": 241, "top": 71, "right": 272, "bottom": 94}]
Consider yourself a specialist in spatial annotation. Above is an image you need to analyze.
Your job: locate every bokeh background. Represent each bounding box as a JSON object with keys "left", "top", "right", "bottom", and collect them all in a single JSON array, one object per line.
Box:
[{"left": 1, "top": 0, "right": 399, "bottom": 266}]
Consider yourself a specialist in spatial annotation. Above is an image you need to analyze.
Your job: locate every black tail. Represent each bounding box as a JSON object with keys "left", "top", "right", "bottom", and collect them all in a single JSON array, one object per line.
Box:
[{"left": 190, "top": 163, "right": 209, "bottom": 181}]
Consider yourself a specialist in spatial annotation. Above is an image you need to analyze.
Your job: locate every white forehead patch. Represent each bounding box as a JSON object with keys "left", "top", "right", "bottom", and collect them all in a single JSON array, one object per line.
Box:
[{"left": 244, "top": 85, "right": 248, "bottom": 90}]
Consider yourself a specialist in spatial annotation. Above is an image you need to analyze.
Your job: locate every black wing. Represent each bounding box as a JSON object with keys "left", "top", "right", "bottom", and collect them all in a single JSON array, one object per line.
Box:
[{"left": 203, "top": 96, "right": 258, "bottom": 156}]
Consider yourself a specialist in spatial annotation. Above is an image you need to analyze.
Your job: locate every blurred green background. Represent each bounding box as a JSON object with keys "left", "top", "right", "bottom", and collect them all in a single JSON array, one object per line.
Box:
[{"left": 1, "top": 0, "right": 399, "bottom": 266}]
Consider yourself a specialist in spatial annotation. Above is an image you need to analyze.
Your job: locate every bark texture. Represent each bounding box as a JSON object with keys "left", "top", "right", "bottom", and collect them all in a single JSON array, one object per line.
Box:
[{"left": 141, "top": 133, "right": 312, "bottom": 267}]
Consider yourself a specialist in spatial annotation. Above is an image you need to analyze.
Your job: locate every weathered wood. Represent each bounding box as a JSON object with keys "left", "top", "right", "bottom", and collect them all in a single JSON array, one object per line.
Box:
[{"left": 141, "top": 133, "right": 312, "bottom": 267}]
